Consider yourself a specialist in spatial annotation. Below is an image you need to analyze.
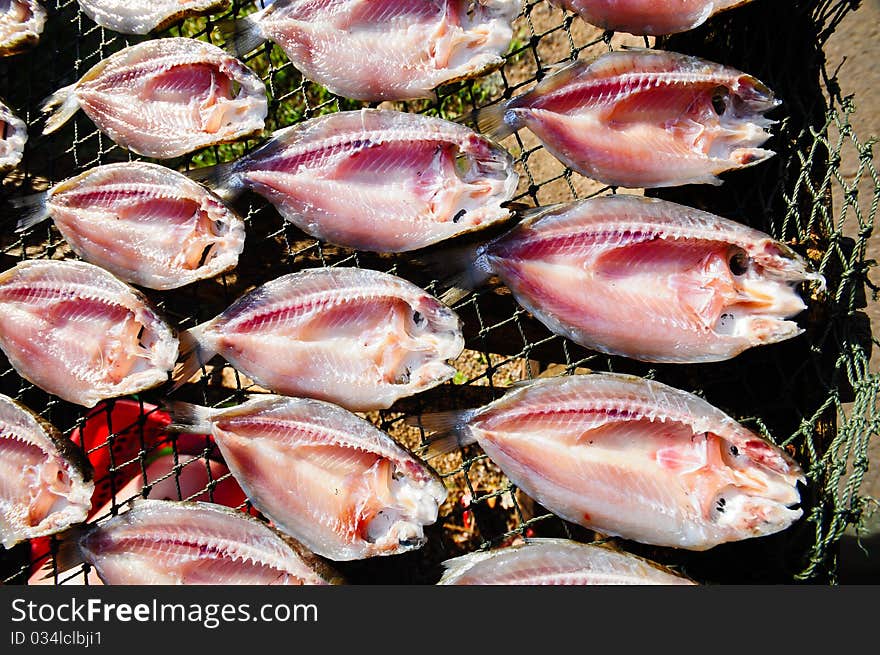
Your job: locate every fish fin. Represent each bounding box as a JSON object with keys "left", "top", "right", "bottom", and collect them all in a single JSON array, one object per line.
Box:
[
  {"left": 414, "top": 241, "right": 494, "bottom": 306},
  {"left": 468, "top": 101, "right": 518, "bottom": 140},
  {"left": 162, "top": 400, "right": 217, "bottom": 434},
  {"left": 215, "top": 14, "right": 267, "bottom": 58},
  {"left": 437, "top": 547, "right": 497, "bottom": 584},
  {"left": 10, "top": 191, "right": 51, "bottom": 232},
  {"left": 185, "top": 162, "right": 244, "bottom": 203},
  {"left": 171, "top": 322, "right": 218, "bottom": 391},
  {"left": 39, "top": 83, "right": 81, "bottom": 135},
  {"left": 406, "top": 409, "right": 478, "bottom": 458},
  {"left": 42, "top": 523, "right": 95, "bottom": 578}
]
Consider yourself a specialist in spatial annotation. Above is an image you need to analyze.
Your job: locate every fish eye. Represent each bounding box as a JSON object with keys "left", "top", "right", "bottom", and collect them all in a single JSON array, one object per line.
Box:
[
  {"left": 711, "top": 87, "right": 729, "bottom": 115},
  {"left": 413, "top": 310, "right": 425, "bottom": 326},
  {"left": 728, "top": 249, "right": 749, "bottom": 276}
]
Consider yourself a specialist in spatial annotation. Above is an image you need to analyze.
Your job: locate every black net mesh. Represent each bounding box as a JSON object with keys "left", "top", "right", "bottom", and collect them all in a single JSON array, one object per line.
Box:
[{"left": 0, "top": 0, "right": 877, "bottom": 585}]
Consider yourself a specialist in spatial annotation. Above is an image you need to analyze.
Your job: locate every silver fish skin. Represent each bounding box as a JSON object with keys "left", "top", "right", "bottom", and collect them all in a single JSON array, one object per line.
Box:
[
  {"left": 202, "top": 108, "right": 518, "bottom": 253},
  {"left": 415, "top": 372, "right": 806, "bottom": 551},
  {"left": 227, "top": 0, "right": 519, "bottom": 101},
  {"left": 78, "top": 0, "right": 232, "bottom": 35},
  {"left": 66, "top": 499, "right": 341, "bottom": 584},
  {"left": 0, "top": 99, "right": 27, "bottom": 170},
  {"left": 166, "top": 395, "right": 448, "bottom": 561},
  {"left": 174, "top": 267, "right": 464, "bottom": 411},
  {"left": 549, "top": 0, "right": 754, "bottom": 36},
  {"left": 14, "top": 162, "right": 246, "bottom": 290},
  {"left": 39, "top": 37, "right": 268, "bottom": 159},
  {"left": 437, "top": 538, "right": 697, "bottom": 585},
  {"left": 0, "top": 260, "right": 179, "bottom": 407},
  {"left": 447, "top": 194, "right": 824, "bottom": 364},
  {"left": 0, "top": 0, "right": 45, "bottom": 56},
  {"left": 474, "top": 48, "right": 779, "bottom": 188},
  {"left": 0, "top": 394, "right": 94, "bottom": 549}
]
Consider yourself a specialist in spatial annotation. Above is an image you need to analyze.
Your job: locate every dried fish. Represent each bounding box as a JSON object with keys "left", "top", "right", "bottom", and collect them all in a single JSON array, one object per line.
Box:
[
  {"left": 198, "top": 108, "right": 518, "bottom": 252},
  {"left": 0, "top": 0, "right": 45, "bottom": 56},
  {"left": 40, "top": 37, "right": 268, "bottom": 159},
  {"left": 78, "top": 0, "right": 232, "bottom": 35},
  {"left": 0, "top": 260, "right": 179, "bottom": 407},
  {"left": 166, "top": 395, "right": 447, "bottom": 561},
  {"left": 444, "top": 194, "right": 824, "bottom": 364},
  {"left": 224, "top": 0, "right": 519, "bottom": 101},
  {"left": 59, "top": 499, "right": 341, "bottom": 584},
  {"left": 0, "top": 98, "right": 27, "bottom": 171},
  {"left": 14, "top": 162, "right": 246, "bottom": 290},
  {"left": 474, "top": 48, "right": 779, "bottom": 188},
  {"left": 0, "top": 394, "right": 94, "bottom": 549},
  {"left": 438, "top": 538, "right": 697, "bottom": 584},
  {"left": 174, "top": 267, "right": 464, "bottom": 411},
  {"left": 414, "top": 372, "right": 806, "bottom": 551}
]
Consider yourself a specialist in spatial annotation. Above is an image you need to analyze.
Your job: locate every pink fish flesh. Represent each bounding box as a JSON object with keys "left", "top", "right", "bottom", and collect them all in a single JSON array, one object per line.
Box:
[
  {"left": 437, "top": 538, "right": 697, "bottom": 584},
  {"left": 167, "top": 395, "right": 447, "bottom": 561},
  {"left": 227, "top": 0, "right": 519, "bottom": 101},
  {"left": 448, "top": 194, "right": 824, "bottom": 364},
  {"left": 0, "top": 394, "right": 94, "bottom": 549},
  {"left": 64, "top": 499, "right": 341, "bottom": 584},
  {"left": 475, "top": 48, "right": 779, "bottom": 188},
  {"left": 415, "top": 372, "right": 806, "bottom": 551},
  {"left": 39, "top": 37, "right": 268, "bottom": 159},
  {"left": 202, "top": 108, "right": 518, "bottom": 252},
  {"left": 78, "top": 0, "right": 232, "bottom": 35},
  {"left": 549, "top": 0, "right": 754, "bottom": 36},
  {"left": 174, "top": 267, "right": 464, "bottom": 411},
  {"left": 0, "top": 98, "right": 27, "bottom": 170},
  {"left": 0, "top": 260, "right": 179, "bottom": 407},
  {"left": 0, "top": 0, "right": 45, "bottom": 56},
  {"left": 14, "top": 162, "right": 246, "bottom": 290}
]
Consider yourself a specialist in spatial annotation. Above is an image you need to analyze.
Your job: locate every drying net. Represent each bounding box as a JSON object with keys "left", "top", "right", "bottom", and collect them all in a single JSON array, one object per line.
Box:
[{"left": 0, "top": 0, "right": 877, "bottom": 585}]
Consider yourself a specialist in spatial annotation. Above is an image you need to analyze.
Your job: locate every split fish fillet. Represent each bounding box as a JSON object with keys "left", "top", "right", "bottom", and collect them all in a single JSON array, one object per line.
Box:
[
  {"left": 549, "top": 0, "right": 754, "bottom": 36},
  {"left": 474, "top": 48, "right": 780, "bottom": 188},
  {"left": 78, "top": 0, "right": 231, "bottom": 35},
  {"left": 174, "top": 267, "right": 464, "bottom": 411},
  {"left": 58, "top": 499, "right": 341, "bottom": 584},
  {"left": 166, "top": 395, "right": 447, "bottom": 561},
  {"left": 437, "top": 538, "right": 697, "bottom": 584},
  {"left": 39, "top": 37, "right": 268, "bottom": 159},
  {"left": 414, "top": 372, "right": 806, "bottom": 551},
  {"left": 445, "top": 194, "right": 824, "bottom": 364},
  {"left": 0, "top": 260, "right": 179, "bottom": 407},
  {"left": 14, "top": 162, "right": 246, "bottom": 290},
  {"left": 199, "top": 108, "right": 518, "bottom": 252},
  {"left": 0, "top": 0, "right": 45, "bottom": 56},
  {"left": 225, "top": 0, "right": 520, "bottom": 101},
  {"left": 0, "top": 394, "right": 94, "bottom": 549},
  {"left": 0, "top": 98, "right": 27, "bottom": 170}
]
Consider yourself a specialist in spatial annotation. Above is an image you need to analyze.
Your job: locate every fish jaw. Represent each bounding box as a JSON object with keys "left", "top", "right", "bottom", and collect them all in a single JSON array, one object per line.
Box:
[
  {"left": 0, "top": 0, "right": 45, "bottom": 56},
  {"left": 0, "top": 100, "right": 27, "bottom": 171}
]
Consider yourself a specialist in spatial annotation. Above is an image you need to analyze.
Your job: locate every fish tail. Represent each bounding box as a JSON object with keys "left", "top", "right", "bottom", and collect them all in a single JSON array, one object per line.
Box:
[
  {"left": 186, "top": 161, "right": 244, "bottom": 203},
  {"left": 215, "top": 13, "right": 267, "bottom": 58},
  {"left": 39, "top": 83, "right": 81, "bottom": 135},
  {"left": 162, "top": 400, "right": 217, "bottom": 434},
  {"left": 171, "top": 322, "right": 218, "bottom": 391},
  {"left": 406, "top": 409, "right": 478, "bottom": 458},
  {"left": 38, "top": 523, "right": 94, "bottom": 580},
  {"left": 10, "top": 191, "right": 51, "bottom": 232},
  {"left": 416, "top": 242, "right": 494, "bottom": 306},
  {"left": 468, "top": 100, "right": 518, "bottom": 141}
]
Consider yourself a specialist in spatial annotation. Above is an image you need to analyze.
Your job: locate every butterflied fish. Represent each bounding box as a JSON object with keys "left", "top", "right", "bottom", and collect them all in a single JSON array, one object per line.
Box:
[
  {"left": 474, "top": 48, "right": 779, "bottom": 188},
  {"left": 174, "top": 267, "right": 464, "bottom": 411},
  {"left": 0, "top": 0, "right": 45, "bottom": 56},
  {"left": 39, "top": 37, "right": 268, "bottom": 159},
  {"left": 57, "top": 499, "right": 341, "bottom": 584},
  {"left": 78, "top": 0, "right": 232, "bottom": 35},
  {"left": 166, "top": 395, "right": 447, "bottom": 561},
  {"left": 13, "top": 162, "right": 246, "bottom": 290},
  {"left": 0, "top": 394, "right": 94, "bottom": 549},
  {"left": 437, "top": 538, "right": 697, "bottom": 584},
  {"left": 549, "top": 1, "right": 754, "bottom": 36},
  {"left": 445, "top": 194, "right": 824, "bottom": 364},
  {"left": 198, "top": 108, "right": 518, "bottom": 252},
  {"left": 0, "top": 98, "right": 27, "bottom": 170},
  {"left": 224, "top": 0, "right": 519, "bottom": 101},
  {"left": 0, "top": 260, "right": 179, "bottom": 407},
  {"left": 414, "top": 372, "right": 806, "bottom": 551}
]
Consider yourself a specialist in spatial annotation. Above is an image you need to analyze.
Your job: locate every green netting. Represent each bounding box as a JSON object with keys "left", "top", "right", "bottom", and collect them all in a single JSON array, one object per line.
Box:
[{"left": 0, "top": 0, "right": 876, "bottom": 585}]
